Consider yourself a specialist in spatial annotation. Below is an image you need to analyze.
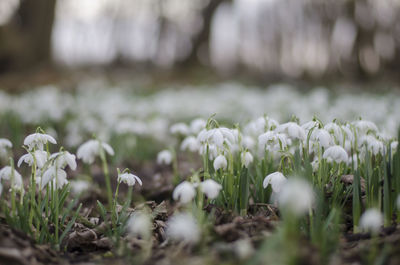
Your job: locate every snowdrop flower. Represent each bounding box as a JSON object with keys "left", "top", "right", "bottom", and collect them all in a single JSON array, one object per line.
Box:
[
  {"left": 324, "top": 122, "right": 342, "bottom": 141},
  {"left": 77, "top": 139, "right": 114, "bottom": 164},
  {"left": 199, "top": 143, "right": 218, "bottom": 160},
  {"left": 157, "top": 150, "right": 173, "bottom": 165},
  {"left": 213, "top": 154, "right": 227, "bottom": 171},
  {"left": 50, "top": 151, "right": 77, "bottom": 170},
  {"left": 276, "top": 122, "right": 306, "bottom": 141},
  {"left": 190, "top": 118, "right": 206, "bottom": 134},
  {"left": 301, "top": 121, "right": 318, "bottom": 132},
  {"left": 354, "top": 120, "right": 378, "bottom": 134},
  {"left": 170, "top": 123, "right": 190, "bottom": 136},
  {"left": 241, "top": 151, "right": 254, "bottom": 168},
  {"left": 180, "top": 136, "right": 200, "bottom": 152},
  {"left": 127, "top": 211, "right": 152, "bottom": 239},
  {"left": 70, "top": 180, "right": 90, "bottom": 195},
  {"left": 359, "top": 209, "right": 383, "bottom": 233},
  {"left": 173, "top": 181, "right": 196, "bottom": 203},
  {"left": 198, "top": 128, "right": 235, "bottom": 148},
  {"left": 0, "top": 138, "right": 12, "bottom": 157},
  {"left": 118, "top": 172, "right": 142, "bottom": 187},
  {"left": 41, "top": 166, "right": 68, "bottom": 189},
  {"left": 200, "top": 179, "right": 222, "bottom": 199},
  {"left": 24, "top": 133, "right": 56, "bottom": 150},
  {"left": 278, "top": 178, "right": 314, "bottom": 216},
  {"left": 17, "top": 150, "right": 48, "bottom": 168},
  {"left": 263, "top": 172, "right": 287, "bottom": 193},
  {"left": 310, "top": 129, "right": 332, "bottom": 148},
  {"left": 323, "top": 145, "right": 348, "bottom": 163},
  {"left": 258, "top": 131, "right": 288, "bottom": 151},
  {"left": 166, "top": 213, "right": 200, "bottom": 244},
  {"left": 242, "top": 136, "right": 255, "bottom": 150},
  {"left": 359, "top": 135, "right": 384, "bottom": 156},
  {"left": 0, "top": 166, "right": 23, "bottom": 190}
]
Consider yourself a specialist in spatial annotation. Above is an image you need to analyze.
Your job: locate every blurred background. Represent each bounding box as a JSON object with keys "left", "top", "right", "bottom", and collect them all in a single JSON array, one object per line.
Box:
[{"left": 0, "top": 0, "right": 400, "bottom": 86}]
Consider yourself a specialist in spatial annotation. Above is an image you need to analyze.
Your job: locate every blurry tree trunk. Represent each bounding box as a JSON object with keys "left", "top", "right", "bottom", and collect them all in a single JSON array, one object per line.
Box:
[
  {"left": 181, "top": 0, "right": 230, "bottom": 66},
  {"left": 0, "top": 0, "right": 57, "bottom": 72}
]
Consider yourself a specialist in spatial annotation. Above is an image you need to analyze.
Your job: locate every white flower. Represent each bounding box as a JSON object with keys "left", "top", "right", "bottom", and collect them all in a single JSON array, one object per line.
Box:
[
  {"left": 77, "top": 139, "right": 114, "bottom": 164},
  {"left": 310, "top": 129, "right": 332, "bottom": 148},
  {"left": 354, "top": 120, "right": 378, "bottom": 134},
  {"left": 199, "top": 143, "right": 218, "bottom": 160},
  {"left": 359, "top": 209, "right": 383, "bottom": 233},
  {"left": 24, "top": 133, "right": 56, "bottom": 150},
  {"left": 242, "top": 136, "right": 255, "bottom": 150},
  {"left": 198, "top": 128, "right": 235, "bottom": 148},
  {"left": 324, "top": 122, "right": 342, "bottom": 141},
  {"left": 127, "top": 211, "right": 152, "bottom": 239},
  {"left": 323, "top": 145, "right": 348, "bottom": 163},
  {"left": 170, "top": 123, "right": 190, "bottom": 136},
  {"left": 263, "top": 172, "right": 287, "bottom": 193},
  {"left": 276, "top": 122, "right": 306, "bottom": 141},
  {"left": 166, "top": 213, "right": 200, "bottom": 244},
  {"left": 17, "top": 150, "right": 48, "bottom": 168},
  {"left": 50, "top": 151, "right": 77, "bottom": 170},
  {"left": 0, "top": 166, "right": 23, "bottom": 190},
  {"left": 358, "top": 135, "right": 384, "bottom": 156},
  {"left": 173, "top": 181, "right": 196, "bottom": 203},
  {"left": 180, "top": 136, "right": 200, "bottom": 152},
  {"left": 301, "top": 121, "right": 318, "bottom": 132},
  {"left": 213, "top": 155, "right": 227, "bottom": 171},
  {"left": 0, "top": 138, "right": 12, "bottom": 157},
  {"left": 190, "top": 118, "right": 206, "bottom": 134},
  {"left": 41, "top": 166, "right": 68, "bottom": 189},
  {"left": 157, "top": 150, "right": 173, "bottom": 165},
  {"left": 278, "top": 178, "right": 314, "bottom": 216},
  {"left": 118, "top": 172, "right": 142, "bottom": 186},
  {"left": 70, "top": 180, "right": 90, "bottom": 195},
  {"left": 200, "top": 179, "right": 222, "bottom": 199},
  {"left": 258, "top": 131, "right": 288, "bottom": 151},
  {"left": 241, "top": 151, "right": 254, "bottom": 168}
]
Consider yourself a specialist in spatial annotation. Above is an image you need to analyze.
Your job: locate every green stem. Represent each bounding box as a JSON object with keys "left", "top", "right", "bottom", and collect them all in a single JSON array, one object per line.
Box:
[{"left": 100, "top": 149, "right": 113, "bottom": 210}]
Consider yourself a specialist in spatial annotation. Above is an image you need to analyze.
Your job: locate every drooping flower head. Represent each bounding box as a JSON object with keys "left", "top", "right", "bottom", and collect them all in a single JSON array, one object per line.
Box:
[
  {"left": 166, "top": 213, "right": 200, "bottom": 244},
  {"left": 200, "top": 179, "right": 222, "bottom": 199},
  {"left": 0, "top": 166, "right": 23, "bottom": 190},
  {"left": 323, "top": 145, "right": 348, "bottom": 164},
  {"left": 278, "top": 178, "right": 314, "bottom": 216},
  {"left": 213, "top": 154, "right": 228, "bottom": 171},
  {"left": 118, "top": 172, "right": 142, "bottom": 187},
  {"left": 172, "top": 181, "right": 196, "bottom": 203},
  {"left": 276, "top": 122, "right": 306, "bottom": 141},
  {"left": 241, "top": 151, "right": 254, "bottom": 168},
  {"left": 41, "top": 166, "right": 68, "bottom": 189},
  {"left": 50, "top": 151, "right": 77, "bottom": 170},
  {"left": 0, "top": 138, "right": 12, "bottom": 158},
  {"left": 17, "top": 150, "right": 48, "bottom": 168},
  {"left": 24, "top": 132, "right": 56, "bottom": 151},
  {"left": 180, "top": 136, "right": 200, "bottom": 152},
  {"left": 359, "top": 208, "right": 383, "bottom": 233},
  {"left": 77, "top": 139, "right": 114, "bottom": 164},
  {"left": 263, "top": 172, "right": 287, "bottom": 193},
  {"left": 127, "top": 211, "right": 152, "bottom": 239},
  {"left": 157, "top": 150, "right": 173, "bottom": 165}
]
